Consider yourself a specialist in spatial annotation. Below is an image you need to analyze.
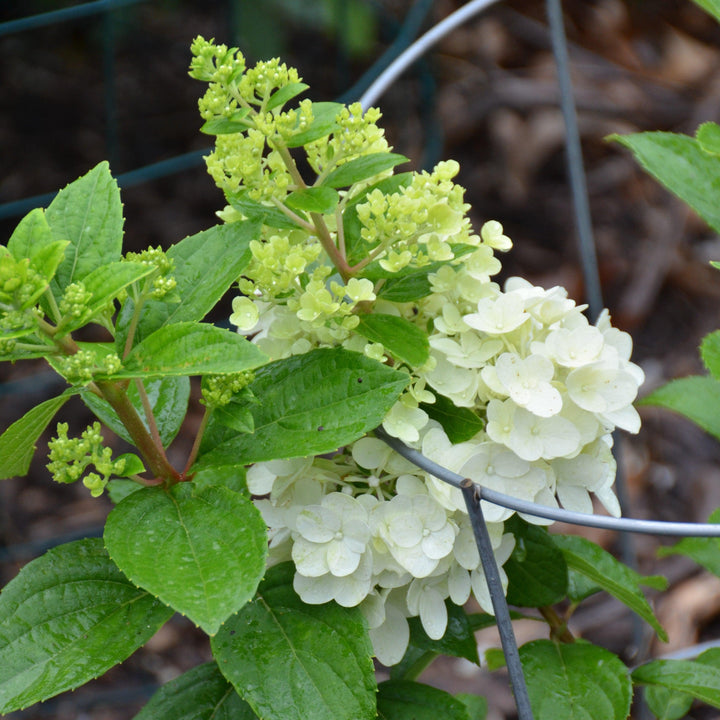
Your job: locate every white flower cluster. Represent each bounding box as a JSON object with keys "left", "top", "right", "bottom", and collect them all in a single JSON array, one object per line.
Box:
[{"left": 247, "top": 435, "right": 515, "bottom": 666}]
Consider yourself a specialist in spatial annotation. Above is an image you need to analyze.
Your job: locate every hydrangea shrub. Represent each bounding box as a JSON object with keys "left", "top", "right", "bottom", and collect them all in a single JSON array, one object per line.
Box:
[{"left": 1, "top": 31, "right": 720, "bottom": 720}]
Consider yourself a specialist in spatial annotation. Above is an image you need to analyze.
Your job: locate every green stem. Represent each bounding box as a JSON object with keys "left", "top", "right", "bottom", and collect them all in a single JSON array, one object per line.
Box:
[
  {"left": 122, "top": 292, "right": 148, "bottom": 359},
  {"left": 270, "top": 196, "right": 316, "bottom": 232},
  {"left": 134, "top": 378, "right": 163, "bottom": 449},
  {"left": 95, "top": 379, "right": 180, "bottom": 483},
  {"left": 43, "top": 288, "right": 62, "bottom": 324},
  {"left": 183, "top": 405, "right": 211, "bottom": 477},
  {"left": 539, "top": 605, "right": 575, "bottom": 643}
]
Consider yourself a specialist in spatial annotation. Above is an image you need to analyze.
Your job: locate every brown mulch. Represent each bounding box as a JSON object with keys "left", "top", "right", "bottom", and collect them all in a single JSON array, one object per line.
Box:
[{"left": 3, "top": 1, "right": 720, "bottom": 718}]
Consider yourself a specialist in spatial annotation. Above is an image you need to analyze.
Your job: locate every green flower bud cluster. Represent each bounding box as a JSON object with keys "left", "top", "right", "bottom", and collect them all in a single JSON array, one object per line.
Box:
[
  {"left": 47, "top": 422, "right": 126, "bottom": 497},
  {"left": 0, "top": 251, "right": 46, "bottom": 310},
  {"left": 238, "top": 231, "right": 322, "bottom": 298},
  {"left": 201, "top": 370, "right": 255, "bottom": 408},
  {"left": 55, "top": 349, "right": 122, "bottom": 385},
  {"left": 125, "top": 247, "right": 177, "bottom": 299},
  {"left": 58, "top": 281, "right": 93, "bottom": 325},
  {"left": 356, "top": 160, "right": 480, "bottom": 273},
  {"left": 307, "top": 104, "right": 389, "bottom": 176}
]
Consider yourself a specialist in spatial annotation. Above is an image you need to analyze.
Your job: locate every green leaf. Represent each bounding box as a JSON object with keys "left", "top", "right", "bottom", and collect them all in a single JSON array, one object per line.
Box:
[
  {"left": 633, "top": 658, "right": 720, "bottom": 709},
  {"left": 391, "top": 602, "right": 481, "bottom": 680},
  {"left": 420, "top": 392, "right": 484, "bottom": 443},
  {"left": 266, "top": 82, "right": 309, "bottom": 111},
  {"left": 0, "top": 392, "right": 74, "bottom": 480},
  {"left": 455, "top": 693, "right": 487, "bottom": 720},
  {"left": 104, "top": 484, "right": 267, "bottom": 635},
  {"left": 355, "top": 313, "right": 429, "bottom": 367},
  {"left": 701, "top": 331, "right": 720, "bottom": 378},
  {"left": 643, "top": 685, "right": 693, "bottom": 720},
  {"left": 8, "top": 208, "right": 54, "bottom": 261},
  {"left": 285, "top": 186, "right": 339, "bottom": 214},
  {"left": 284, "top": 101, "right": 343, "bottom": 148},
  {"left": 134, "top": 662, "right": 257, "bottom": 719},
  {"left": 111, "top": 323, "right": 268, "bottom": 379},
  {"left": 640, "top": 375, "right": 720, "bottom": 442},
  {"left": 697, "top": 121, "right": 720, "bottom": 156},
  {"left": 211, "top": 563, "right": 376, "bottom": 720},
  {"left": 116, "top": 221, "right": 261, "bottom": 350},
  {"left": 213, "top": 402, "right": 255, "bottom": 434},
  {"left": 504, "top": 517, "right": 568, "bottom": 607},
  {"left": 227, "top": 191, "right": 301, "bottom": 230},
  {"left": 521, "top": 640, "right": 631, "bottom": 720},
  {"left": 114, "top": 453, "right": 145, "bottom": 477},
  {"left": 692, "top": 0, "right": 720, "bottom": 22},
  {"left": 198, "top": 347, "right": 409, "bottom": 465},
  {"left": 553, "top": 534, "right": 668, "bottom": 641},
  {"left": 47, "top": 161, "right": 124, "bottom": 292},
  {"left": 0, "top": 538, "right": 173, "bottom": 714},
  {"left": 376, "top": 266, "right": 439, "bottom": 302},
  {"left": 106, "top": 478, "right": 143, "bottom": 504},
  {"left": 377, "top": 680, "right": 470, "bottom": 720},
  {"left": 81, "top": 375, "right": 190, "bottom": 448},
  {"left": 610, "top": 132, "right": 720, "bottom": 235},
  {"left": 323, "top": 153, "right": 409, "bottom": 189},
  {"left": 190, "top": 464, "right": 247, "bottom": 495},
  {"left": 59, "top": 261, "right": 154, "bottom": 333},
  {"left": 200, "top": 109, "right": 252, "bottom": 134},
  {"left": 657, "top": 508, "right": 720, "bottom": 575}
]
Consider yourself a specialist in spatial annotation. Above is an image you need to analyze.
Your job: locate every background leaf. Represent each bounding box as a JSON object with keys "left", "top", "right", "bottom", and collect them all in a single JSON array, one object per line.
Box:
[
  {"left": 0, "top": 538, "right": 173, "bottom": 714},
  {"left": 553, "top": 534, "right": 667, "bottom": 641},
  {"left": 420, "top": 392, "right": 484, "bottom": 443},
  {"left": 640, "top": 375, "right": 720, "bottom": 442},
  {"left": 47, "top": 161, "right": 124, "bottom": 292},
  {"left": 520, "top": 639, "right": 631, "bottom": 720},
  {"left": 377, "top": 680, "right": 471, "bottom": 720},
  {"left": 112, "top": 323, "right": 268, "bottom": 379},
  {"left": 134, "top": 662, "right": 257, "bottom": 719},
  {"left": 633, "top": 658, "right": 720, "bottom": 709},
  {"left": 657, "top": 508, "right": 720, "bottom": 575},
  {"left": 643, "top": 685, "right": 694, "bottom": 720},
  {"left": 104, "top": 484, "right": 267, "bottom": 635},
  {"left": 504, "top": 517, "right": 568, "bottom": 607},
  {"left": 211, "top": 563, "right": 376, "bottom": 720},
  {"left": 611, "top": 132, "right": 720, "bottom": 235},
  {"left": 701, "top": 331, "right": 720, "bottom": 378},
  {"left": 197, "top": 347, "right": 409, "bottom": 465},
  {"left": 355, "top": 313, "right": 429, "bottom": 367},
  {"left": 0, "top": 392, "right": 74, "bottom": 480}
]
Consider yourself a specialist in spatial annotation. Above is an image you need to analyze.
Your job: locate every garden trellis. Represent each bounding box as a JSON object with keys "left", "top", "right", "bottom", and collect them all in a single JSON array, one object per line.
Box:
[{"left": 3, "top": 2, "right": 720, "bottom": 720}]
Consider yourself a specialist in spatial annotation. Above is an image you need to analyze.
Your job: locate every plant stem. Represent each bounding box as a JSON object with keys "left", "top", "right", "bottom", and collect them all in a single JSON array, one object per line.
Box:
[
  {"left": 95, "top": 379, "right": 180, "bottom": 483},
  {"left": 183, "top": 405, "right": 211, "bottom": 477},
  {"left": 270, "top": 197, "right": 316, "bottom": 232},
  {"left": 539, "top": 605, "right": 575, "bottom": 643},
  {"left": 134, "top": 378, "right": 163, "bottom": 449}
]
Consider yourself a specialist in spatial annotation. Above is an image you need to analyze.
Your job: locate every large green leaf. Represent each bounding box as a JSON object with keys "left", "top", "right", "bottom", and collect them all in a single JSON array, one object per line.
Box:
[
  {"left": 633, "top": 657, "right": 720, "bottom": 709},
  {"left": 211, "top": 563, "right": 376, "bottom": 720},
  {"left": 285, "top": 186, "right": 339, "bottom": 214},
  {"left": 197, "top": 347, "right": 409, "bottom": 465},
  {"left": 520, "top": 640, "right": 631, "bottom": 720},
  {"left": 355, "top": 313, "right": 429, "bottom": 367},
  {"left": 0, "top": 392, "right": 74, "bottom": 480},
  {"left": 504, "top": 517, "right": 567, "bottom": 607},
  {"left": 611, "top": 132, "right": 720, "bottom": 235},
  {"left": 104, "top": 484, "right": 267, "bottom": 635},
  {"left": 7, "top": 208, "right": 59, "bottom": 273},
  {"left": 266, "top": 82, "right": 309, "bottom": 111},
  {"left": 0, "top": 538, "right": 173, "bottom": 714},
  {"left": 640, "top": 375, "right": 720, "bottom": 442},
  {"left": 47, "top": 161, "right": 124, "bottom": 292},
  {"left": 657, "top": 508, "right": 720, "bottom": 575},
  {"left": 552, "top": 535, "right": 667, "bottom": 641},
  {"left": 109, "top": 323, "right": 268, "bottom": 379},
  {"left": 81, "top": 375, "right": 190, "bottom": 448},
  {"left": 420, "top": 392, "right": 484, "bottom": 443},
  {"left": 323, "top": 153, "right": 409, "bottom": 189},
  {"left": 116, "top": 220, "right": 260, "bottom": 350},
  {"left": 376, "top": 265, "right": 440, "bottom": 302},
  {"left": 377, "top": 680, "right": 470, "bottom": 720},
  {"left": 643, "top": 685, "right": 693, "bottom": 720},
  {"left": 134, "top": 662, "right": 257, "bottom": 719}
]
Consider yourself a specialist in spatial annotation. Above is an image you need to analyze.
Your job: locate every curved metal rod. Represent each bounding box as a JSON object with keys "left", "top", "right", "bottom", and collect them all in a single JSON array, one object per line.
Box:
[
  {"left": 375, "top": 428, "right": 720, "bottom": 537},
  {"left": 358, "top": 0, "right": 503, "bottom": 110}
]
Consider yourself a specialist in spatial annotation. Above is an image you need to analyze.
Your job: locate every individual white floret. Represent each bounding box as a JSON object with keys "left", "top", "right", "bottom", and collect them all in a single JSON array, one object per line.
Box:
[
  {"left": 543, "top": 326, "right": 605, "bottom": 368},
  {"left": 406, "top": 573, "right": 450, "bottom": 640},
  {"left": 382, "top": 399, "right": 429, "bottom": 443},
  {"left": 565, "top": 362, "right": 639, "bottom": 415},
  {"left": 463, "top": 292, "right": 529, "bottom": 335},
  {"left": 370, "top": 493, "right": 457, "bottom": 578},
  {"left": 424, "top": 352, "right": 479, "bottom": 407},
  {"left": 293, "top": 551, "right": 374, "bottom": 607},
  {"left": 292, "top": 492, "right": 371, "bottom": 577}
]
